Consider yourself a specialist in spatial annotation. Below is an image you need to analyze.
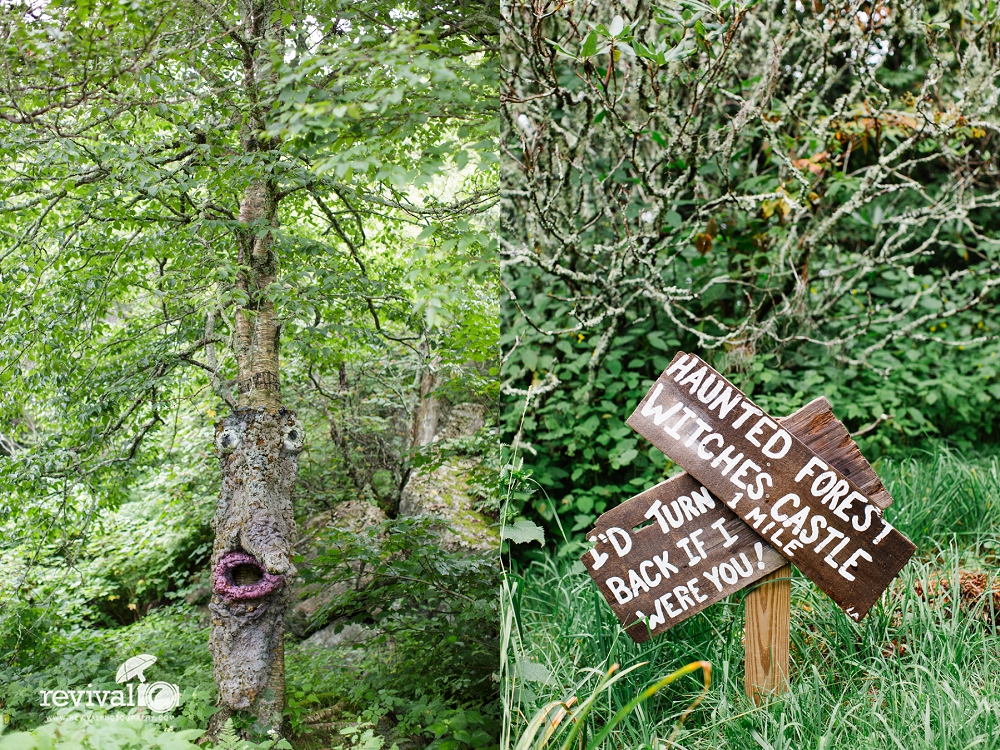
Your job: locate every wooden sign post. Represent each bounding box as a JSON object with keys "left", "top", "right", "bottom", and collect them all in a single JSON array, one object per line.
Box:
[
  {"left": 625, "top": 352, "right": 914, "bottom": 620},
  {"left": 582, "top": 352, "right": 915, "bottom": 702},
  {"left": 743, "top": 564, "right": 790, "bottom": 701}
]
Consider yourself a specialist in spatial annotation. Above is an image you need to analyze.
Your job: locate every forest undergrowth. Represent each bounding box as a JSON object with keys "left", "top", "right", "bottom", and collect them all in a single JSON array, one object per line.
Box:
[{"left": 0, "top": 414, "right": 499, "bottom": 750}]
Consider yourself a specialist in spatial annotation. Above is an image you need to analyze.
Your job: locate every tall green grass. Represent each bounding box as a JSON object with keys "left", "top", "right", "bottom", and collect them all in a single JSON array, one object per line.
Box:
[{"left": 505, "top": 448, "right": 1000, "bottom": 748}]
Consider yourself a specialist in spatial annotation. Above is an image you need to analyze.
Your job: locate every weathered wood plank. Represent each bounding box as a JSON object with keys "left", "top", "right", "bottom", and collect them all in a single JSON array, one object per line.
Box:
[
  {"left": 779, "top": 397, "right": 893, "bottom": 510},
  {"left": 626, "top": 352, "right": 915, "bottom": 621},
  {"left": 582, "top": 472, "right": 787, "bottom": 642}
]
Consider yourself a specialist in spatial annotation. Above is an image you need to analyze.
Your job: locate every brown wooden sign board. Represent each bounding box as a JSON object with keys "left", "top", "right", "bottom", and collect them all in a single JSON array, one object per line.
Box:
[
  {"left": 582, "top": 395, "right": 894, "bottom": 642},
  {"left": 582, "top": 472, "right": 787, "bottom": 642},
  {"left": 624, "top": 352, "right": 915, "bottom": 622}
]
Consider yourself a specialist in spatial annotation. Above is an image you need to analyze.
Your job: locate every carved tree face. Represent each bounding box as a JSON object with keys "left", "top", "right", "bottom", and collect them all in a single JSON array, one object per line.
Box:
[
  {"left": 212, "top": 408, "right": 304, "bottom": 580},
  {"left": 209, "top": 407, "right": 303, "bottom": 710}
]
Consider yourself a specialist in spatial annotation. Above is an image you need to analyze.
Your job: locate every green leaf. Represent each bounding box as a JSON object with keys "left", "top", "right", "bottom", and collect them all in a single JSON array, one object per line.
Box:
[
  {"left": 517, "top": 656, "right": 555, "bottom": 684},
  {"left": 502, "top": 518, "right": 545, "bottom": 546},
  {"left": 522, "top": 348, "right": 539, "bottom": 371},
  {"left": 647, "top": 331, "right": 671, "bottom": 351},
  {"left": 617, "top": 447, "right": 639, "bottom": 465},
  {"left": 545, "top": 39, "right": 577, "bottom": 59},
  {"left": 0, "top": 733, "right": 37, "bottom": 750}
]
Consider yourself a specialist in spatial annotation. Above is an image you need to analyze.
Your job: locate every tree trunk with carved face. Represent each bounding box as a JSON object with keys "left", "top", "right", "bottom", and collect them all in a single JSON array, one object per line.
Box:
[
  {"left": 207, "top": 0, "right": 299, "bottom": 738},
  {"left": 210, "top": 406, "right": 302, "bottom": 736}
]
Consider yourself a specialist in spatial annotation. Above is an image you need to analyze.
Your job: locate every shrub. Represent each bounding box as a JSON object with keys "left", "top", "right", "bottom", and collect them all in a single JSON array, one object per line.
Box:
[{"left": 501, "top": 0, "right": 1000, "bottom": 539}]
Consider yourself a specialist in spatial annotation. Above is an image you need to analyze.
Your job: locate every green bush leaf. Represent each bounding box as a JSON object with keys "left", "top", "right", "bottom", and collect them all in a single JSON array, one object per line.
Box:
[{"left": 502, "top": 519, "right": 545, "bottom": 546}]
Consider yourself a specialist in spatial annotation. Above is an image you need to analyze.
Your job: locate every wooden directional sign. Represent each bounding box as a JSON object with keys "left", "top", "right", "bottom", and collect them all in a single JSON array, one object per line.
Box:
[
  {"left": 624, "top": 352, "right": 915, "bottom": 622},
  {"left": 582, "top": 395, "right": 895, "bottom": 641},
  {"left": 582, "top": 472, "right": 787, "bottom": 642}
]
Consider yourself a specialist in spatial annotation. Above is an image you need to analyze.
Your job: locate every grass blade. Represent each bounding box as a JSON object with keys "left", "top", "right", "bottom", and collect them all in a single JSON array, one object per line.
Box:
[{"left": 585, "top": 660, "right": 711, "bottom": 749}]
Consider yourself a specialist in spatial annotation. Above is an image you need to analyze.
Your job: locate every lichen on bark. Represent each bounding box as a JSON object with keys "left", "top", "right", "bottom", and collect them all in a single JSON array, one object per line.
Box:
[{"left": 209, "top": 407, "right": 303, "bottom": 733}]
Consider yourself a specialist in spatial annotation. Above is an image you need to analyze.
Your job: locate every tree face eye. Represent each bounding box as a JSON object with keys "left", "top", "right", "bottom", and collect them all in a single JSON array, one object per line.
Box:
[
  {"left": 215, "top": 428, "right": 242, "bottom": 456},
  {"left": 282, "top": 421, "right": 304, "bottom": 453}
]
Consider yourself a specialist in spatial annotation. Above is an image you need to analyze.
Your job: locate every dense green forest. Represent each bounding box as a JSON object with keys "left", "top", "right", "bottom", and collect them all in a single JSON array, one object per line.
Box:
[{"left": 0, "top": 1, "right": 499, "bottom": 748}]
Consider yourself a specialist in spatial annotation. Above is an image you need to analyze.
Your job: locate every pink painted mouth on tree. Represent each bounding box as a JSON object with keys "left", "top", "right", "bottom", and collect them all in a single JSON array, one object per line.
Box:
[{"left": 213, "top": 551, "right": 284, "bottom": 600}]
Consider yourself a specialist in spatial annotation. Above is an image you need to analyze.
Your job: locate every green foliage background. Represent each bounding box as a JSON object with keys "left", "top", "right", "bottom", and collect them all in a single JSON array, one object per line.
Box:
[{"left": 501, "top": 0, "right": 1000, "bottom": 540}]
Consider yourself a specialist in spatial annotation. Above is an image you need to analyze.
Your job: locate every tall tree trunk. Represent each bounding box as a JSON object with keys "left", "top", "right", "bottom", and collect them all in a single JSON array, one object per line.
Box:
[
  {"left": 411, "top": 365, "right": 439, "bottom": 449},
  {"left": 208, "top": 0, "right": 297, "bottom": 738}
]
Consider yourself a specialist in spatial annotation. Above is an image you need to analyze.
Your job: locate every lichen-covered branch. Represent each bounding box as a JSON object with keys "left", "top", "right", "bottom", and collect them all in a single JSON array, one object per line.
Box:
[{"left": 502, "top": 0, "right": 1000, "bottom": 387}]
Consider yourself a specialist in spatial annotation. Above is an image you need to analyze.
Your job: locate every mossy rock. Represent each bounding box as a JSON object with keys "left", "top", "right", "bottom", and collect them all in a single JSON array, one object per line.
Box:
[{"left": 399, "top": 458, "right": 498, "bottom": 552}]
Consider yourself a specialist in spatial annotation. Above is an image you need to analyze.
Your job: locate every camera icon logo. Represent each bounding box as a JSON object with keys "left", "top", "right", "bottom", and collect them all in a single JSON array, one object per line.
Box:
[
  {"left": 115, "top": 654, "right": 181, "bottom": 714},
  {"left": 138, "top": 681, "right": 181, "bottom": 713}
]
